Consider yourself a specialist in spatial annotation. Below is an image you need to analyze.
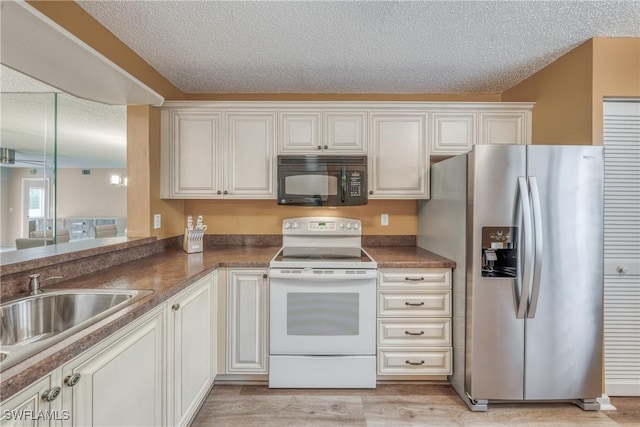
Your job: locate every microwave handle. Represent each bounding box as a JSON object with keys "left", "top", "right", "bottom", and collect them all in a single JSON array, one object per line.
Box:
[{"left": 341, "top": 167, "right": 347, "bottom": 203}]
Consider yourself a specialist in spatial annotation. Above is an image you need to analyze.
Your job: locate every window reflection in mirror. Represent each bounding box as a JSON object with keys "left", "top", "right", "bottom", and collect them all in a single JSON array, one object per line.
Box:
[{"left": 0, "top": 67, "right": 127, "bottom": 252}]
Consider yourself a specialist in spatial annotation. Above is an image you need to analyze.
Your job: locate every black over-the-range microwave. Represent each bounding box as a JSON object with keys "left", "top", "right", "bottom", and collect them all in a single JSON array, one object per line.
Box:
[{"left": 277, "top": 156, "right": 368, "bottom": 206}]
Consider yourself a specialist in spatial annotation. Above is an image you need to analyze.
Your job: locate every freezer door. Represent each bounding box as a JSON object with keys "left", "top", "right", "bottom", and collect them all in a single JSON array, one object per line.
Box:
[
  {"left": 467, "top": 145, "right": 527, "bottom": 400},
  {"left": 524, "top": 145, "right": 604, "bottom": 400}
]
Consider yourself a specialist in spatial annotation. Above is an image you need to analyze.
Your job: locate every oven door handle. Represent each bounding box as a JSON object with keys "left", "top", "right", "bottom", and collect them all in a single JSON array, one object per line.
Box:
[{"left": 269, "top": 269, "right": 378, "bottom": 281}]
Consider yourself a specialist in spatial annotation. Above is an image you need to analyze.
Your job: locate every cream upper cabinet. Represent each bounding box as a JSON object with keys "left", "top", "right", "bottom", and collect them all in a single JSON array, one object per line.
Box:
[
  {"left": 161, "top": 102, "right": 533, "bottom": 199},
  {"left": 224, "top": 111, "right": 276, "bottom": 198},
  {"left": 431, "top": 106, "right": 533, "bottom": 155},
  {"left": 278, "top": 111, "right": 322, "bottom": 153},
  {"left": 431, "top": 111, "right": 477, "bottom": 155},
  {"left": 479, "top": 111, "right": 530, "bottom": 145},
  {"left": 369, "top": 111, "right": 429, "bottom": 199},
  {"left": 161, "top": 109, "right": 223, "bottom": 198},
  {"left": 161, "top": 108, "right": 276, "bottom": 199},
  {"left": 278, "top": 110, "right": 366, "bottom": 155}
]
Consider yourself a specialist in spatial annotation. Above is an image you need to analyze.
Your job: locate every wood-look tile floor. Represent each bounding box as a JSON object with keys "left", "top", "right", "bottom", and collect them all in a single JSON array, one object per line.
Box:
[{"left": 192, "top": 384, "right": 639, "bottom": 426}]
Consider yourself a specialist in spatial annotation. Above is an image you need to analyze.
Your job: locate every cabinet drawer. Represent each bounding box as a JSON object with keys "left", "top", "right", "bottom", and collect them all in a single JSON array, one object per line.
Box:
[
  {"left": 377, "top": 348, "right": 452, "bottom": 375},
  {"left": 378, "top": 269, "right": 451, "bottom": 290},
  {"left": 378, "top": 291, "right": 451, "bottom": 317},
  {"left": 378, "top": 319, "right": 451, "bottom": 346}
]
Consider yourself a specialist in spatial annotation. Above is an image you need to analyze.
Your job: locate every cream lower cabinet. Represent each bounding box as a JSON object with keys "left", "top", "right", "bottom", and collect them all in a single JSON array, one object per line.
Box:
[
  {"left": 168, "top": 274, "right": 216, "bottom": 427},
  {"left": 1, "top": 372, "right": 62, "bottom": 427},
  {"left": 60, "top": 305, "right": 166, "bottom": 427},
  {"left": 377, "top": 268, "right": 452, "bottom": 378},
  {"left": 226, "top": 269, "right": 269, "bottom": 374},
  {"left": 369, "top": 111, "right": 429, "bottom": 199}
]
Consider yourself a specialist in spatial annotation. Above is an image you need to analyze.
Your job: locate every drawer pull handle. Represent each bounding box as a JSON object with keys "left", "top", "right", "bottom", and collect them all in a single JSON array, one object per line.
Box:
[
  {"left": 405, "top": 330, "right": 425, "bottom": 336},
  {"left": 405, "top": 277, "right": 424, "bottom": 281},
  {"left": 405, "top": 302, "right": 425, "bottom": 307},
  {"left": 405, "top": 360, "right": 425, "bottom": 366}
]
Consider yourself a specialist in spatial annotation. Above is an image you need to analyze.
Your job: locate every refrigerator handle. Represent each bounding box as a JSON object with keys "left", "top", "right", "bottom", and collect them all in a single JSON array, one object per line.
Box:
[
  {"left": 517, "top": 177, "right": 533, "bottom": 319},
  {"left": 527, "top": 176, "right": 543, "bottom": 318}
]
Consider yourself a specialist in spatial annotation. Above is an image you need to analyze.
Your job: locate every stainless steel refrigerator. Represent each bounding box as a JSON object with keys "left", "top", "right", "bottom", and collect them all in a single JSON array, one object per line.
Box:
[{"left": 418, "top": 145, "right": 603, "bottom": 411}]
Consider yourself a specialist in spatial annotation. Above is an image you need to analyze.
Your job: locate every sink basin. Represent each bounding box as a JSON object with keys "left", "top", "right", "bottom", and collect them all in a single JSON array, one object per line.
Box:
[{"left": 0, "top": 289, "right": 152, "bottom": 369}]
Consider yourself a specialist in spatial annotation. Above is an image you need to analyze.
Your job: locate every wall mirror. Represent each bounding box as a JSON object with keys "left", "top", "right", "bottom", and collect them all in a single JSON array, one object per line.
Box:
[{"left": 0, "top": 65, "right": 127, "bottom": 254}]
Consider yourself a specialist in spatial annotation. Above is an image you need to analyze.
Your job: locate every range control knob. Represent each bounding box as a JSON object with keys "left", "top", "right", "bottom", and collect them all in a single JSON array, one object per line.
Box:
[
  {"left": 283, "top": 222, "right": 291, "bottom": 229},
  {"left": 353, "top": 223, "right": 360, "bottom": 230},
  {"left": 292, "top": 222, "right": 299, "bottom": 229},
  {"left": 346, "top": 223, "right": 352, "bottom": 230},
  {"left": 340, "top": 222, "right": 345, "bottom": 229}
]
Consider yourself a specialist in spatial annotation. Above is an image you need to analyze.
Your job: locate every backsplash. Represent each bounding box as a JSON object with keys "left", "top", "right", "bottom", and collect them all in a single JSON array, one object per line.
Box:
[{"left": 184, "top": 199, "right": 418, "bottom": 235}]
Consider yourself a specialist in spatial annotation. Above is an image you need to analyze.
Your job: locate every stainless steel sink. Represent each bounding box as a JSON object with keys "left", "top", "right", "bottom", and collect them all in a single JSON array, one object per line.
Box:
[{"left": 0, "top": 289, "right": 152, "bottom": 369}]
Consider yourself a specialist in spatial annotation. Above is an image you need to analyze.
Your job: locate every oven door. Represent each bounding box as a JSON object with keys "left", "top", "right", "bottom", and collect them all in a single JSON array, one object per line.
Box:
[{"left": 269, "top": 268, "right": 376, "bottom": 355}]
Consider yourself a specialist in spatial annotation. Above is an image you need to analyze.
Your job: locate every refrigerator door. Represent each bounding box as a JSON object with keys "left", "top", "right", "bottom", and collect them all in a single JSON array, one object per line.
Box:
[
  {"left": 467, "top": 145, "right": 527, "bottom": 400},
  {"left": 524, "top": 145, "right": 604, "bottom": 400}
]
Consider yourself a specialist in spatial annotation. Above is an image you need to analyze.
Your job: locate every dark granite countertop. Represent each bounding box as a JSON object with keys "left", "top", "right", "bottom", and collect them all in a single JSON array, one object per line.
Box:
[
  {"left": 365, "top": 246, "right": 456, "bottom": 269},
  {"left": 1, "top": 244, "right": 454, "bottom": 400}
]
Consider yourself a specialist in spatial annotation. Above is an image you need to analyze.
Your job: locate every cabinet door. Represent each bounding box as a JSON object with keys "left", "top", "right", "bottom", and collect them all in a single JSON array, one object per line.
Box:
[
  {"left": 325, "top": 111, "right": 367, "bottom": 154},
  {"left": 369, "top": 112, "right": 428, "bottom": 199},
  {"left": 168, "top": 110, "right": 223, "bottom": 198},
  {"left": 278, "top": 111, "right": 322, "bottom": 154},
  {"left": 431, "top": 112, "right": 476, "bottom": 155},
  {"left": 61, "top": 308, "right": 165, "bottom": 427},
  {"left": 479, "top": 112, "right": 529, "bottom": 145},
  {"left": 1, "top": 374, "right": 60, "bottom": 427},
  {"left": 226, "top": 269, "right": 268, "bottom": 374},
  {"left": 225, "top": 112, "right": 276, "bottom": 198},
  {"left": 171, "top": 276, "right": 215, "bottom": 427}
]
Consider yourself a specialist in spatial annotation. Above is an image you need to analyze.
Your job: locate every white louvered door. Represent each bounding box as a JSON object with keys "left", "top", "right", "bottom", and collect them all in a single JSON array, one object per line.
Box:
[{"left": 603, "top": 99, "right": 640, "bottom": 397}]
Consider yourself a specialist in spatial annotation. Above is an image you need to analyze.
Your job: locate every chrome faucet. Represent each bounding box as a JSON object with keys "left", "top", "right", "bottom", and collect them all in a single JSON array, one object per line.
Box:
[{"left": 28, "top": 274, "right": 63, "bottom": 295}]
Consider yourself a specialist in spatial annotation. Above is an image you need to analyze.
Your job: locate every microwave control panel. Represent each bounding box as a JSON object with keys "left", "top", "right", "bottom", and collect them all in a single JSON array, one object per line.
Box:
[{"left": 349, "top": 171, "right": 364, "bottom": 197}]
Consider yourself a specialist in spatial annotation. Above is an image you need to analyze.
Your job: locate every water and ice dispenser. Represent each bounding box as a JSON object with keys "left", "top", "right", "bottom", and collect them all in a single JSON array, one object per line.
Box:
[{"left": 481, "top": 226, "right": 518, "bottom": 278}]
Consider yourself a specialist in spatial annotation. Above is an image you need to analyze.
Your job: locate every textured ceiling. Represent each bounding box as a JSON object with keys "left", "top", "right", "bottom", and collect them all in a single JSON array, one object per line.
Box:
[{"left": 76, "top": 0, "right": 640, "bottom": 94}]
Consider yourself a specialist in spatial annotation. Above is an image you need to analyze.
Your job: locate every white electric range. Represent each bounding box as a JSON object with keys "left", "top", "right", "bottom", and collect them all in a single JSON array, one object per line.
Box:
[{"left": 268, "top": 217, "right": 377, "bottom": 388}]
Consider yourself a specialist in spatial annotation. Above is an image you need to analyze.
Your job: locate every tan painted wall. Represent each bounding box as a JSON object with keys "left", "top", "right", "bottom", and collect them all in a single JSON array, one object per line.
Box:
[
  {"left": 502, "top": 40, "right": 594, "bottom": 145},
  {"left": 592, "top": 38, "right": 640, "bottom": 146},
  {"left": 185, "top": 199, "right": 417, "bottom": 236},
  {"left": 503, "top": 38, "right": 640, "bottom": 146},
  {"left": 127, "top": 105, "right": 184, "bottom": 238}
]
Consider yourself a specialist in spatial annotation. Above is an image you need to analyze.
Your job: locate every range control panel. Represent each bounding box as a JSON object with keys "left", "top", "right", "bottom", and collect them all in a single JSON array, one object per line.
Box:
[{"left": 283, "top": 217, "right": 361, "bottom": 235}]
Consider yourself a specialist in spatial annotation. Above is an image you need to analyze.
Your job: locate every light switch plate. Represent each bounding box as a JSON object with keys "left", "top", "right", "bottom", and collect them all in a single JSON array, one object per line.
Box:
[
  {"left": 381, "top": 214, "right": 389, "bottom": 226},
  {"left": 153, "top": 214, "right": 161, "bottom": 229}
]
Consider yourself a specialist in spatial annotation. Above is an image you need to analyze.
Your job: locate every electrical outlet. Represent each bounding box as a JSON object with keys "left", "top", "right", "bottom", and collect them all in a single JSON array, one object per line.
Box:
[
  {"left": 153, "top": 214, "right": 161, "bottom": 229},
  {"left": 381, "top": 214, "right": 389, "bottom": 226}
]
